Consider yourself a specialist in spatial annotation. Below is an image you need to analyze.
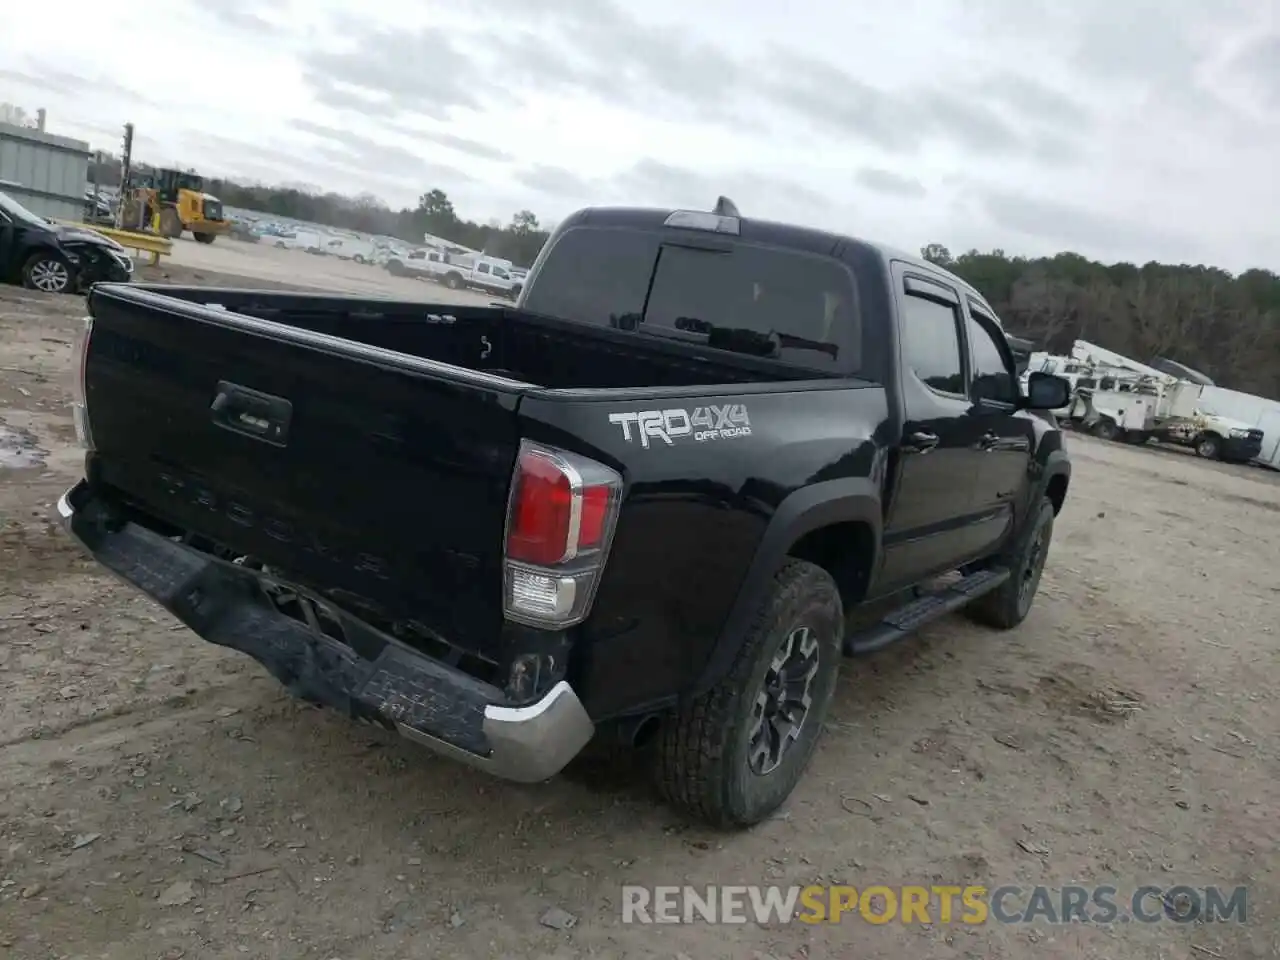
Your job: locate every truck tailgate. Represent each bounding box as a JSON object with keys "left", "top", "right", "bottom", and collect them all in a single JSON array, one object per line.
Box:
[{"left": 82, "top": 284, "right": 528, "bottom": 662}]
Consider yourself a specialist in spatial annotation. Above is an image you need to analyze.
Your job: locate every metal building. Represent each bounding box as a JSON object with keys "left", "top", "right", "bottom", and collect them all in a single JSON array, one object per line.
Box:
[{"left": 0, "top": 121, "right": 90, "bottom": 221}]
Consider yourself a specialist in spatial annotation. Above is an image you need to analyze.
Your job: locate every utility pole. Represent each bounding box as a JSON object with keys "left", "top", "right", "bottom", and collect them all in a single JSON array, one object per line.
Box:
[{"left": 116, "top": 122, "right": 134, "bottom": 229}]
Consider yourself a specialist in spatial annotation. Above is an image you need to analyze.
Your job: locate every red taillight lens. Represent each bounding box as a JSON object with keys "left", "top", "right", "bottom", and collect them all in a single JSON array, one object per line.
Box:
[
  {"left": 506, "top": 446, "right": 621, "bottom": 566},
  {"left": 578, "top": 485, "right": 610, "bottom": 550},
  {"left": 502, "top": 441, "right": 623, "bottom": 627},
  {"left": 507, "top": 450, "right": 574, "bottom": 565}
]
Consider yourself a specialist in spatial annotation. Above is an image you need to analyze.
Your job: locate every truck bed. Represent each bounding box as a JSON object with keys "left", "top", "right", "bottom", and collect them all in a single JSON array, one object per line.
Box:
[
  {"left": 142, "top": 285, "right": 819, "bottom": 390},
  {"left": 79, "top": 284, "right": 817, "bottom": 671}
]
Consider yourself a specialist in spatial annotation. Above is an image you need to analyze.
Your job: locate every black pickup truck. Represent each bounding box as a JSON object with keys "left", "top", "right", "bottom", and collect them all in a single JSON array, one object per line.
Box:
[{"left": 58, "top": 200, "right": 1072, "bottom": 827}]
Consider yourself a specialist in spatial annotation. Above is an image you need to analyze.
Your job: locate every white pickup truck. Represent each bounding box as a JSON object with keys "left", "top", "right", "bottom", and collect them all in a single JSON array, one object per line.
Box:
[
  {"left": 438, "top": 256, "right": 518, "bottom": 299},
  {"left": 382, "top": 247, "right": 447, "bottom": 279},
  {"left": 382, "top": 248, "right": 520, "bottom": 299}
]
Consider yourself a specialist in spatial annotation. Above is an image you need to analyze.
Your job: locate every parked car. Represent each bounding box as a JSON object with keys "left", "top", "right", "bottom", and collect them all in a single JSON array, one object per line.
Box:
[
  {"left": 0, "top": 190, "right": 133, "bottom": 294},
  {"left": 82, "top": 190, "right": 115, "bottom": 225},
  {"left": 56, "top": 199, "right": 1072, "bottom": 827}
]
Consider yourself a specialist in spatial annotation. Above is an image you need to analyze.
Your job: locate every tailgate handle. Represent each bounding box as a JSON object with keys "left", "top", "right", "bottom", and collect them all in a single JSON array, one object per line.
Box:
[{"left": 210, "top": 381, "right": 292, "bottom": 446}]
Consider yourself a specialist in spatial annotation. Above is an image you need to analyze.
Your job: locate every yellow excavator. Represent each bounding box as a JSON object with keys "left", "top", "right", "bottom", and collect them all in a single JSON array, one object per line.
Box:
[{"left": 121, "top": 168, "right": 229, "bottom": 244}]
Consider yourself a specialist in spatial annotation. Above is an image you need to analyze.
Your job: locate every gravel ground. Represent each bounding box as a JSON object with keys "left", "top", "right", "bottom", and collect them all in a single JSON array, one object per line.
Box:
[{"left": 0, "top": 273, "right": 1277, "bottom": 959}]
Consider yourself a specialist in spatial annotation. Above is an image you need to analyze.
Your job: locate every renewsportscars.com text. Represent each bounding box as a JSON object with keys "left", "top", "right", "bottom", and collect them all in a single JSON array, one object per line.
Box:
[{"left": 621, "top": 884, "right": 1248, "bottom": 926}]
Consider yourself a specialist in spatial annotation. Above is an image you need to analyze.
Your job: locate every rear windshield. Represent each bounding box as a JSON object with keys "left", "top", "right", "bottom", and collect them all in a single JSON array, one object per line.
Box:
[{"left": 523, "top": 226, "right": 860, "bottom": 373}]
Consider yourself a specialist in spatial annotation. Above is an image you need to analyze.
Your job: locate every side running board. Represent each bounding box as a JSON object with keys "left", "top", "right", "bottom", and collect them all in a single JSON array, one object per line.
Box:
[{"left": 843, "top": 567, "right": 1011, "bottom": 656}]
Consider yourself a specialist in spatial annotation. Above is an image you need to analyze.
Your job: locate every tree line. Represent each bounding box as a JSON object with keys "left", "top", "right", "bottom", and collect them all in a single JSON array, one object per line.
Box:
[
  {"left": 83, "top": 154, "right": 1278, "bottom": 398},
  {"left": 87, "top": 155, "right": 551, "bottom": 268}
]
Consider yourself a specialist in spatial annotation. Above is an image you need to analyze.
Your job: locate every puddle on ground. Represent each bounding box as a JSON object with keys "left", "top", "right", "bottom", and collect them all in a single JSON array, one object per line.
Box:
[{"left": 0, "top": 422, "right": 46, "bottom": 469}]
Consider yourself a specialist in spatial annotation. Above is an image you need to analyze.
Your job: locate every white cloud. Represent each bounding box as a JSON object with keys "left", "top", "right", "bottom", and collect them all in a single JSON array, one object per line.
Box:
[{"left": 1, "top": 0, "right": 1277, "bottom": 270}]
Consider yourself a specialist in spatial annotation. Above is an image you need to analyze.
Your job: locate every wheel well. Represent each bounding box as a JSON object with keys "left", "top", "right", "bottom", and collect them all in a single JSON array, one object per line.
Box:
[
  {"left": 787, "top": 521, "right": 875, "bottom": 609},
  {"left": 1046, "top": 474, "right": 1069, "bottom": 515}
]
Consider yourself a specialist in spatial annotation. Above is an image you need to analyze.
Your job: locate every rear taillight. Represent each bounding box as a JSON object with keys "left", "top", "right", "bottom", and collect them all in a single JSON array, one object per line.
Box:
[
  {"left": 72, "top": 316, "right": 94, "bottom": 450},
  {"left": 503, "top": 441, "right": 622, "bottom": 628}
]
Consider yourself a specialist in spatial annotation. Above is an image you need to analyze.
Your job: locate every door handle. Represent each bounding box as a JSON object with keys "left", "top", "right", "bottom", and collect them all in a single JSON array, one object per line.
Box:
[
  {"left": 210, "top": 380, "right": 293, "bottom": 446},
  {"left": 904, "top": 431, "right": 939, "bottom": 454}
]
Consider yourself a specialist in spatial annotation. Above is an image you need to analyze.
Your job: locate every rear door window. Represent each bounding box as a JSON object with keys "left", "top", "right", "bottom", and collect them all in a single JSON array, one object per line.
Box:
[
  {"left": 522, "top": 227, "right": 659, "bottom": 329},
  {"left": 643, "top": 244, "right": 858, "bottom": 372}
]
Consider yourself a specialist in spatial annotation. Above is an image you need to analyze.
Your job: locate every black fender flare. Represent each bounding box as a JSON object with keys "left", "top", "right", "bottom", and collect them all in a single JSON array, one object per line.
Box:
[
  {"left": 1036, "top": 448, "right": 1071, "bottom": 511},
  {"left": 691, "top": 478, "right": 882, "bottom": 695}
]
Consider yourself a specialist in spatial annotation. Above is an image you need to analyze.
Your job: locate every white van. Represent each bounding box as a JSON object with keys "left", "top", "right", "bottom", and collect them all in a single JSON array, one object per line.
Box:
[{"left": 269, "top": 229, "right": 322, "bottom": 252}]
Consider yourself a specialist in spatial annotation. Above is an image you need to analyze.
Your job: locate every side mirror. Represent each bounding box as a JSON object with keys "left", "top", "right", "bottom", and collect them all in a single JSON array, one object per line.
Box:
[{"left": 1024, "top": 372, "right": 1072, "bottom": 410}]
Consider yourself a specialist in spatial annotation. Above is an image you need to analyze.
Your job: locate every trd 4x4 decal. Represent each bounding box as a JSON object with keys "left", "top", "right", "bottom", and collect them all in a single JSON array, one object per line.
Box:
[{"left": 608, "top": 404, "right": 751, "bottom": 448}]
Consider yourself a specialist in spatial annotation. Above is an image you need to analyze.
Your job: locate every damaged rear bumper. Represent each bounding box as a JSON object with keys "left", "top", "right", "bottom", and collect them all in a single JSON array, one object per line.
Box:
[{"left": 56, "top": 482, "right": 594, "bottom": 783}]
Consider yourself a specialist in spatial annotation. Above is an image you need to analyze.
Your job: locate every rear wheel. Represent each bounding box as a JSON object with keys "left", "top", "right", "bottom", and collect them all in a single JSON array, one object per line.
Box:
[
  {"left": 653, "top": 559, "right": 842, "bottom": 828},
  {"left": 193, "top": 232, "right": 215, "bottom": 244},
  {"left": 1092, "top": 417, "right": 1119, "bottom": 441},
  {"left": 446, "top": 272, "right": 462, "bottom": 290},
  {"left": 21, "top": 251, "right": 75, "bottom": 294}
]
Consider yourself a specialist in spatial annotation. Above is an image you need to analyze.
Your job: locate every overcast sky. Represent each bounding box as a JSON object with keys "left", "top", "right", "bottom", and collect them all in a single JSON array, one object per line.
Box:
[{"left": 2, "top": 0, "right": 1277, "bottom": 270}]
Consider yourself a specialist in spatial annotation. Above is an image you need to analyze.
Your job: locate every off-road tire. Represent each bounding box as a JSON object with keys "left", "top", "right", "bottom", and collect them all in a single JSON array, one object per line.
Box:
[
  {"left": 964, "top": 497, "right": 1055, "bottom": 630},
  {"left": 654, "top": 559, "right": 843, "bottom": 828},
  {"left": 159, "top": 207, "right": 184, "bottom": 239}
]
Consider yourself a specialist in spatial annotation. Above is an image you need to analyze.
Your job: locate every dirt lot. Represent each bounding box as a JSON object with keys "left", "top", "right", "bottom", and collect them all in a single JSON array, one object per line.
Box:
[
  {"left": 1, "top": 273, "right": 1277, "bottom": 960},
  {"left": 159, "top": 235, "right": 500, "bottom": 305}
]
